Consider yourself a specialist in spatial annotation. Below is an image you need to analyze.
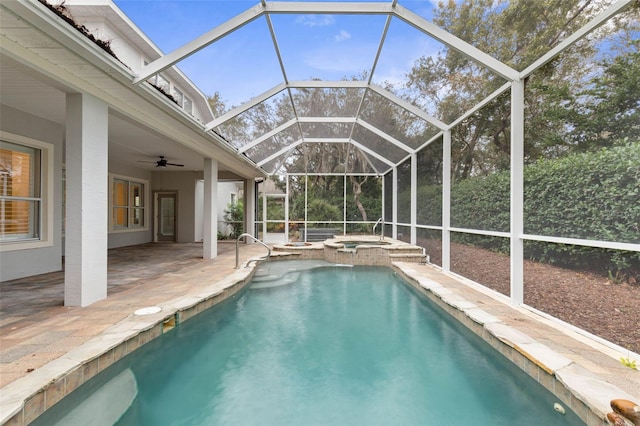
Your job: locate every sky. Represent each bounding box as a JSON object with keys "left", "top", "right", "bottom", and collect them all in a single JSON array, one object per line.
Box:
[{"left": 113, "top": 0, "right": 440, "bottom": 108}]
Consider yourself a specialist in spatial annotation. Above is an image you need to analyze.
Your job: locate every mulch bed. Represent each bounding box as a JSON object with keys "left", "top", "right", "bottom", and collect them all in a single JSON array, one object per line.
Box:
[{"left": 421, "top": 239, "right": 640, "bottom": 354}]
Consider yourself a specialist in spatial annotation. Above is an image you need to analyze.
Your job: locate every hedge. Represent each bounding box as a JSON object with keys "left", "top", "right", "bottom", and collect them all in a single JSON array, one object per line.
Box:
[{"left": 407, "top": 141, "right": 640, "bottom": 278}]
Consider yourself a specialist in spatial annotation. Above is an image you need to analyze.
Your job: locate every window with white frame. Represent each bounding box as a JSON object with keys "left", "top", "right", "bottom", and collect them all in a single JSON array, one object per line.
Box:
[
  {"left": 111, "top": 175, "right": 147, "bottom": 231},
  {"left": 183, "top": 96, "right": 193, "bottom": 114},
  {"left": 144, "top": 61, "right": 195, "bottom": 116},
  {"left": 0, "top": 135, "right": 52, "bottom": 248},
  {"left": 155, "top": 74, "right": 170, "bottom": 93},
  {"left": 146, "top": 71, "right": 170, "bottom": 93},
  {"left": 172, "top": 87, "right": 194, "bottom": 115},
  {"left": 172, "top": 87, "right": 184, "bottom": 106},
  {"left": 0, "top": 141, "right": 41, "bottom": 241}
]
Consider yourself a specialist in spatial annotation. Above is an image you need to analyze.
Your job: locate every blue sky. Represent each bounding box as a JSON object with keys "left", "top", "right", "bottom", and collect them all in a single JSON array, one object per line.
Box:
[{"left": 113, "top": 0, "right": 439, "bottom": 108}]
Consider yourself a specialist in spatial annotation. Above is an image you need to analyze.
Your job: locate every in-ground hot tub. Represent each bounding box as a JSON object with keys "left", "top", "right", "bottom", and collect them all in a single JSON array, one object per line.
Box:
[
  {"left": 273, "top": 236, "right": 426, "bottom": 266},
  {"left": 337, "top": 240, "right": 391, "bottom": 249}
]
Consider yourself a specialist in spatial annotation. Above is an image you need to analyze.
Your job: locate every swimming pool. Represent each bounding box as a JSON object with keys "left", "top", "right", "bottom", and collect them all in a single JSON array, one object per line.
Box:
[{"left": 33, "top": 260, "right": 583, "bottom": 425}]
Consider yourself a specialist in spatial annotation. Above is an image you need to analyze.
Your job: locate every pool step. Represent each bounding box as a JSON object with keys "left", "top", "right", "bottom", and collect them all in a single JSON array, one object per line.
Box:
[
  {"left": 251, "top": 259, "right": 337, "bottom": 289},
  {"left": 251, "top": 272, "right": 300, "bottom": 289}
]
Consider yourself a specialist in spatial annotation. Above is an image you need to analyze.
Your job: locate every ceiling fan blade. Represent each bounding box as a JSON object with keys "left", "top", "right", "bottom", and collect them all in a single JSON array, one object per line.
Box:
[{"left": 137, "top": 156, "right": 183, "bottom": 167}]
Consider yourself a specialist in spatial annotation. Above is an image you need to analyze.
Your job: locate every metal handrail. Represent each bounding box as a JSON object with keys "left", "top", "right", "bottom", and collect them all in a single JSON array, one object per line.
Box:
[
  {"left": 373, "top": 217, "right": 384, "bottom": 240},
  {"left": 235, "top": 233, "right": 271, "bottom": 268}
]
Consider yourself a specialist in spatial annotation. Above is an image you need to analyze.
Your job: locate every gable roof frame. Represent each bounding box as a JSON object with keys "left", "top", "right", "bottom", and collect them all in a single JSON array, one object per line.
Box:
[
  {"left": 238, "top": 118, "right": 298, "bottom": 154},
  {"left": 129, "top": 0, "right": 635, "bottom": 177},
  {"left": 203, "top": 81, "right": 442, "bottom": 164},
  {"left": 131, "top": 1, "right": 520, "bottom": 174}
]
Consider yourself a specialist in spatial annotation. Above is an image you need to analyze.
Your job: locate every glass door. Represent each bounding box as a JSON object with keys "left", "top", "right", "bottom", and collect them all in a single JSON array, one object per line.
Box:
[{"left": 157, "top": 193, "right": 176, "bottom": 242}]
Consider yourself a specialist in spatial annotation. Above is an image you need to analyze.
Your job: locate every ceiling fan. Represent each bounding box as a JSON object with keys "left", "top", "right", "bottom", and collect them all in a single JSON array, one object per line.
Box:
[{"left": 138, "top": 155, "right": 184, "bottom": 168}]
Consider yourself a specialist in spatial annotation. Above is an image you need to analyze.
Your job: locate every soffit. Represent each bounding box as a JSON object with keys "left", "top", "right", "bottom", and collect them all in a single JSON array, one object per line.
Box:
[{"left": 0, "top": 1, "right": 265, "bottom": 178}]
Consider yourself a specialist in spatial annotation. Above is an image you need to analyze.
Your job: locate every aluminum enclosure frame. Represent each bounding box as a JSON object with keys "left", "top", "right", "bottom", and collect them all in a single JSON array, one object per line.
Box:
[{"left": 132, "top": 0, "right": 638, "bottom": 308}]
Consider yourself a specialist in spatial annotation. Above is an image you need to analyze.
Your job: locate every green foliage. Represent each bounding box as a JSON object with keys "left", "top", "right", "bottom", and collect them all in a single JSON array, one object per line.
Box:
[
  {"left": 452, "top": 173, "right": 510, "bottom": 233},
  {"left": 346, "top": 176, "right": 382, "bottom": 222},
  {"left": 307, "top": 199, "right": 341, "bottom": 222},
  {"left": 223, "top": 200, "right": 244, "bottom": 239},
  {"left": 524, "top": 142, "right": 639, "bottom": 240},
  {"left": 406, "top": 142, "right": 640, "bottom": 278},
  {"left": 406, "top": 0, "right": 613, "bottom": 179},
  {"left": 620, "top": 356, "right": 638, "bottom": 370},
  {"left": 414, "top": 184, "right": 443, "bottom": 226},
  {"left": 572, "top": 41, "right": 640, "bottom": 148},
  {"left": 408, "top": 1, "right": 639, "bottom": 180},
  {"left": 285, "top": 174, "right": 381, "bottom": 226},
  {"left": 523, "top": 141, "right": 640, "bottom": 276}
]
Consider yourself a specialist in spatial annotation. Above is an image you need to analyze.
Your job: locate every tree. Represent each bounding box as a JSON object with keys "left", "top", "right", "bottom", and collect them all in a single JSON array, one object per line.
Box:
[
  {"left": 572, "top": 40, "right": 640, "bottom": 148},
  {"left": 406, "top": 0, "right": 625, "bottom": 178},
  {"left": 207, "top": 91, "right": 227, "bottom": 117},
  {"left": 207, "top": 92, "right": 250, "bottom": 149}
]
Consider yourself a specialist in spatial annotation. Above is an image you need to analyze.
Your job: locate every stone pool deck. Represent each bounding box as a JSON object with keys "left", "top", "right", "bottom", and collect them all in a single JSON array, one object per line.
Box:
[
  {"left": 0, "top": 242, "right": 269, "bottom": 425},
  {"left": 1, "top": 242, "right": 638, "bottom": 425}
]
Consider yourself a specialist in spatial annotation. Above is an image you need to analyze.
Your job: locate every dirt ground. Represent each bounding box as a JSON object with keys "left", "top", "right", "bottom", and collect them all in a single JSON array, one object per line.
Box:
[{"left": 421, "top": 240, "right": 640, "bottom": 355}]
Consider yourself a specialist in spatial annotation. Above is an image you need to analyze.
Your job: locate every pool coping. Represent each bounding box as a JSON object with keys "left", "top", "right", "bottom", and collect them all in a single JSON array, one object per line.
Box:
[
  {"left": 393, "top": 261, "right": 640, "bottom": 426},
  {"left": 2, "top": 255, "right": 638, "bottom": 425}
]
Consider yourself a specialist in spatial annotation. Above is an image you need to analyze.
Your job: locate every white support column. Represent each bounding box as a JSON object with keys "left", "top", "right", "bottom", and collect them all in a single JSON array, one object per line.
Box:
[
  {"left": 304, "top": 175, "right": 308, "bottom": 242},
  {"left": 343, "top": 175, "right": 347, "bottom": 235},
  {"left": 285, "top": 175, "right": 290, "bottom": 241},
  {"left": 510, "top": 81, "right": 525, "bottom": 305},
  {"left": 410, "top": 152, "right": 417, "bottom": 245},
  {"left": 244, "top": 178, "right": 256, "bottom": 239},
  {"left": 203, "top": 157, "right": 218, "bottom": 259},
  {"left": 64, "top": 93, "right": 108, "bottom": 307},
  {"left": 392, "top": 167, "right": 398, "bottom": 239},
  {"left": 262, "top": 189, "right": 268, "bottom": 240},
  {"left": 381, "top": 173, "right": 385, "bottom": 232},
  {"left": 442, "top": 130, "right": 452, "bottom": 271}
]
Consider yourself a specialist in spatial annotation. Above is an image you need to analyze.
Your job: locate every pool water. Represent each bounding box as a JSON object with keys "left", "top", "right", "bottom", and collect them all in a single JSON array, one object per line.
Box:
[{"left": 35, "top": 261, "right": 583, "bottom": 425}]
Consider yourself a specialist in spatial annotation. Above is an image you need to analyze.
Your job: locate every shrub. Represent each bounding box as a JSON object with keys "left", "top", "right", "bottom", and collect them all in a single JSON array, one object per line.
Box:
[
  {"left": 407, "top": 141, "right": 640, "bottom": 279},
  {"left": 307, "top": 199, "right": 342, "bottom": 222},
  {"left": 223, "top": 201, "right": 244, "bottom": 239}
]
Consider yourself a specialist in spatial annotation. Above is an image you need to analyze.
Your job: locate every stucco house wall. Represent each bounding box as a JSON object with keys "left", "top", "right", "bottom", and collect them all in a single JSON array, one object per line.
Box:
[{"left": 0, "top": 106, "right": 64, "bottom": 281}]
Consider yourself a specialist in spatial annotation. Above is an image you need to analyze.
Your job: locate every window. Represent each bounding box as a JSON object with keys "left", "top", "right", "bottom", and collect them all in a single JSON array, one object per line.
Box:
[
  {"left": 111, "top": 175, "right": 147, "bottom": 231},
  {"left": 0, "top": 141, "right": 41, "bottom": 241},
  {"left": 172, "top": 87, "right": 184, "bottom": 106},
  {"left": 156, "top": 74, "right": 170, "bottom": 93},
  {"left": 172, "top": 87, "right": 194, "bottom": 115},
  {"left": 183, "top": 96, "right": 193, "bottom": 114},
  {"left": 230, "top": 193, "right": 237, "bottom": 205},
  {"left": 144, "top": 59, "right": 195, "bottom": 116},
  {"left": 0, "top": 133, "right": 52, "bottom": 250},
  {"left": 146, "top": 72, "right": 170, "bottom": 94}
]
